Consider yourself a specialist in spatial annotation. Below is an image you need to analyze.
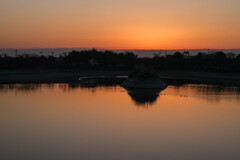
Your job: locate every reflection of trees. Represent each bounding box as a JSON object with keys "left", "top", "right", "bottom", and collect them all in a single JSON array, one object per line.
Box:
[
  {"left": 0, "top": 84, "right": 55, "bottom": 93},
  {"left": 192, "top": 84, "right": 240, "bottom": 95},
  {"left": 175, "top": 84, "right": 240, "bottom": 95},
  {"left": 192, "top": 84, "right": 240, "bottom": 103},
  {"left": 59, "top": 83, "right": 98, "bottom": 94},
  {"left": 123, "top": 88, "right": 165, "bottom": 107},
  {"left": 0, "top": 84, "right": 41, "bottom": 93},
  {"left": 1, "top": 83, "right": 240, "bottom": 104},
  {"left": 165, "top": 84, "right": 240, "bottom": 103}
]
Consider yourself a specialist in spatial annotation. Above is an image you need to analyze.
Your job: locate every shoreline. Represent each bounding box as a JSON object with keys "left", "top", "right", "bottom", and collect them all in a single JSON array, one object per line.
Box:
[{"left": 1, "top": 69, "right": 240, "bottom": 85}]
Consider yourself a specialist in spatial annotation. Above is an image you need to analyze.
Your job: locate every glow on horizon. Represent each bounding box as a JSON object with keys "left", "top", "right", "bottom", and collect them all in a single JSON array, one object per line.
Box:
[{"left": 0, "top": 0, "right": 240, "bottom": 49}]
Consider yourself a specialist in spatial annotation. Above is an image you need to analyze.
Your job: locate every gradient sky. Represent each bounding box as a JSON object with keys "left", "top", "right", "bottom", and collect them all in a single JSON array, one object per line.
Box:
[{"left": 1, "top": 0, "right": 240, "bottom": 49}]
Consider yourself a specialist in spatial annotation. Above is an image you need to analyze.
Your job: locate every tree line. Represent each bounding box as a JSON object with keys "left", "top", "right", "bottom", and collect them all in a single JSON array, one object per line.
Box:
[{"left": 0, "top": 49, "right": 240, "bottom": 72}]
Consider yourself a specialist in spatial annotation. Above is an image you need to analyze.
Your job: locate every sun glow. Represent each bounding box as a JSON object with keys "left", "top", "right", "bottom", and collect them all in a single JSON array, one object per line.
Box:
[{"left": 1, "top": 0, "right": 240, "bottom": 49}]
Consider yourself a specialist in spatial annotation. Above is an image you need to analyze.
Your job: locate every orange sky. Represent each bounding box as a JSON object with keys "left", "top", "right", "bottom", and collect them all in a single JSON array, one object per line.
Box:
[{"left": 0, "top": 0, "right": 240, "bottom": 49}]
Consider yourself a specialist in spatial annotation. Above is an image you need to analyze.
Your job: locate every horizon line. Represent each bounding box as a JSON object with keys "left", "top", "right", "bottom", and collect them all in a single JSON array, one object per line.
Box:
[{"left": 1, "top": 47, "right": 240, "bottom": 50}]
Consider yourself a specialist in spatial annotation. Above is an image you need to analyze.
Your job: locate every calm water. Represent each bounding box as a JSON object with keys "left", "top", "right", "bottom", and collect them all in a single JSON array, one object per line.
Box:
[{"left": 1, "top": 84, "right": 240, "bottom": 160}]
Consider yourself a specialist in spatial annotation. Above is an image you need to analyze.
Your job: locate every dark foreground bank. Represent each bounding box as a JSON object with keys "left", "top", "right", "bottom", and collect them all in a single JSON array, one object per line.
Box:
[{"left": 1, "top": 69, "right": 240, "bottom": 85}]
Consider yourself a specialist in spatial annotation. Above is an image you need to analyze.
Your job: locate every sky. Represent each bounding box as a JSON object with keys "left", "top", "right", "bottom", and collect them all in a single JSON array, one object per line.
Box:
[{"left": 0, "top": 0, "right": 240, "bottom": 49}]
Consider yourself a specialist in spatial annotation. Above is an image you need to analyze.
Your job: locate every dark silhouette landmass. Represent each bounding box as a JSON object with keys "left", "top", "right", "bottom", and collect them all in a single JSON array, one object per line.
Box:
[
  {"left": 122, "top": 65, "right": 167, "bottom": 89},
  {"left": 0, "top": 49, "right": 240, "bottom": 72},
  {"left": 1, "top": 49, "right": 240, "bottom": 85},
  {"left": 0, "top": 49, "right": 136, "bottom": 69}
]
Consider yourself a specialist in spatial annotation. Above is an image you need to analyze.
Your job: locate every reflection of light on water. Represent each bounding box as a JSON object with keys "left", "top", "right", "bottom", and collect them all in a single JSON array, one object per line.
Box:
[
  {"left": 1, "top": 83, "right": 240, "bottom": 105},
  {"left": 161, "top": 84, "right": 240, "bottom": 103},
  {"left": 1, "top": 83, "right": 240, "bottom": 160}
]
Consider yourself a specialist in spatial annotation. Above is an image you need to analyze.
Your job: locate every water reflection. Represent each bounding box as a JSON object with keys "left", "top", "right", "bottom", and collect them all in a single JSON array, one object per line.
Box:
[
  {"left": 1, "top": 83, "right": 240, "bottom": 160},
  {"left": 1, "top": 83, "right": 240, "bottom": 106},
  {"left": 163, "top": 84, "right": 240, "bottom": 103},
  {"left": 0, "top": 83, "right": 55, "bottom": 93},
  {"left": 123, "top": 88, "right": 164, "bottom": 107}
]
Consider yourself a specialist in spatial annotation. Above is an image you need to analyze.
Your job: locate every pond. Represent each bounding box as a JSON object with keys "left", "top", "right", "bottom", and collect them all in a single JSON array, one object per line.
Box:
[{"left": 0, "top": 83, "right": 240, "bottom": 160}]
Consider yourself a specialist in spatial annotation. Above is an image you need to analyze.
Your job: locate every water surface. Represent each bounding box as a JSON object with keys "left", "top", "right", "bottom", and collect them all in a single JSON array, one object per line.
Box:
[{"left": 0, "top": 84, "right": 240, "bottom": 160}]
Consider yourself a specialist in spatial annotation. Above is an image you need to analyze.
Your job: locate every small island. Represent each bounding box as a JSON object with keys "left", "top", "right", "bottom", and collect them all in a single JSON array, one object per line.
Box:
[{"left": 122, "top": 66, "right": 167, "bottom": 89}]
